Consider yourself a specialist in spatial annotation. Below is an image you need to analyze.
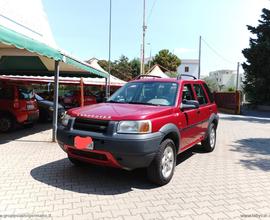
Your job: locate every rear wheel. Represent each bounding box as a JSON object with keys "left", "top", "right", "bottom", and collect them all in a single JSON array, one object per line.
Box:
[
  {"left": 0, "top": 115, "right": 14, "bottom": 132},
  {"left": 147, "top": 139, "right": 176, "bottom": 186},
  {"left": 201, "top": 123, "right": 216, "bottom": 152}
]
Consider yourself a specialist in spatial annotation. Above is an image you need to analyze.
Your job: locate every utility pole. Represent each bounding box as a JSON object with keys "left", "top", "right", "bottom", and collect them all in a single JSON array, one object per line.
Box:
[
  {"left": 198, "top": 35, "right": 202, "bottom": 79},
  {"left": 236, "top": 62, "right": 240, "bottom": 90},
  {"left": 106, "top": 0, "right": 112, "bottom": 98},
  {"left": 141, "top": 0, "right": 147, "bottom": 74}
]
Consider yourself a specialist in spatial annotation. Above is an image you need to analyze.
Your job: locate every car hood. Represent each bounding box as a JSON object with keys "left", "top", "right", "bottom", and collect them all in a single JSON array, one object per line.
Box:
[{"left": 67, "top": 103, "right": 174, "bottom": 120}]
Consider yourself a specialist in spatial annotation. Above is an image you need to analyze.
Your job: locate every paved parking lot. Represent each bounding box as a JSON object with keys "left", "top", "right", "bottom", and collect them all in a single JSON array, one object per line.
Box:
[{"left": 0, "top": 113, "right": 270, "bottom": 220}]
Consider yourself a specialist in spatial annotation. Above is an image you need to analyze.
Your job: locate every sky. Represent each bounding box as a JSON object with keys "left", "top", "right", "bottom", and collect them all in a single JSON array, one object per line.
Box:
[{"left": 43, "top": 0, "right": 270, "bottom": 76}]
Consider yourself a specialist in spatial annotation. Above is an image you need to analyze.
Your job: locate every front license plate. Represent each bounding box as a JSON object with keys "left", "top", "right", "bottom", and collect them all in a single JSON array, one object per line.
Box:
[{"left": 74, "top": 136, "right": 94, "bottom": 150}]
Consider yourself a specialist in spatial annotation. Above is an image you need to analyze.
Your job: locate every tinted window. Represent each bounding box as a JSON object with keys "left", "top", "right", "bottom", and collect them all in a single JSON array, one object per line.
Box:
[
  {"left": 108, "top": 82, "right": 178, "bottom": 106},
  {"left": 193, "top": 84, "right": 208, "bottom": 105},
  {"left": 182, "top": 84, "right": 195, "bottom": 101},
  {"left": 203, "top": 83, "right": 214, "bottom": 103}
]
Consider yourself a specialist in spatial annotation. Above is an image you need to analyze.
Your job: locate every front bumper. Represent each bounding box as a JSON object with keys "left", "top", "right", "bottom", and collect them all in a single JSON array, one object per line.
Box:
[{"left": 57, "top": 125, "right": 163, "bottom": 170}]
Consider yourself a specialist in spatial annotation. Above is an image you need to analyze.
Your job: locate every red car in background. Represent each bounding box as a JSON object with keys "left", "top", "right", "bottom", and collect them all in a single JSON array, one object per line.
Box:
[
  {"left": 0, "top": 80, "right": 39, "bottom": 132},
  {"left": 60, "top": 90, "right": 97, "bottom": 109}
]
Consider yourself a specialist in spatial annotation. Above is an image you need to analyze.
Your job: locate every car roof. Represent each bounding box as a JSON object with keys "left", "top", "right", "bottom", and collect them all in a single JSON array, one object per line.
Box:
[{"left": 129, "top": 77, "right": 205, "bottom": 84}]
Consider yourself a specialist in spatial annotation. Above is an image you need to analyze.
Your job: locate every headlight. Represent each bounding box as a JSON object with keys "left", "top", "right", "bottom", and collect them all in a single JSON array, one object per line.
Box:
[
  {"left": 61, "top": 113, "right": 74, "bottom": 126},
  {"left": 49, "top": 106, "right": 54, "bottom": 111},
  {"left": 117, "top": 120, "right": 152, "bottom": 134}
]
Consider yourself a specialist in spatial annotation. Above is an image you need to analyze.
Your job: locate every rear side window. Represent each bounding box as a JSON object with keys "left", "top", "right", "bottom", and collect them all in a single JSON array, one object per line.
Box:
[
  {"left": 203, "top": 83, "right": 215, "bottom": 103},
  {"left": 18, "top": 86, "right": 34, "bottom": 100},
  {"left": 0, "top": 85, "right": 14, "bottom": 99},
  {"left": 182, "top": 84, "right": 195, "bottom": 101},
  {"left": 193, "top": 84, "right": 209, "bottom": 105}
]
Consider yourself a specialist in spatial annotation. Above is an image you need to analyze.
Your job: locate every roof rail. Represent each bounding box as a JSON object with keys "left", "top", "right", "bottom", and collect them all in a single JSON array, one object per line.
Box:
[
  {"left": 135, "top": 75, "right": 162, "bottom": 80},
  {"left": 177, "top": 74, "right": 197, "bottom": 80}
]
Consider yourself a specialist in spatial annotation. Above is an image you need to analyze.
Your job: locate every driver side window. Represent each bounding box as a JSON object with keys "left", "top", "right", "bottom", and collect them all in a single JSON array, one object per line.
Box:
[{"left": 182, "top": 84, "right": 195, "bottom": 101}]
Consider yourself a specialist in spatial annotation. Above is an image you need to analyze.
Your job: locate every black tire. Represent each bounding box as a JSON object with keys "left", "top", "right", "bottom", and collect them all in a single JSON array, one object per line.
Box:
[
  {"left": 68, "top": 156, "right": 85, "bottom": 166},
  {"left": 0, "top": 115, "right": 14, "bottom": 132},
  {"left": 201, "top": 123, "right": 216, "bottom": 152},
  {"left": 147, "top": 139, "right": 176, "bottom": 186}
]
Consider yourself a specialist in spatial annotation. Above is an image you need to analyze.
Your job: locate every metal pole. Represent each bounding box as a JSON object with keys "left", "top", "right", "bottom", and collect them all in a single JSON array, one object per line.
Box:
[
  {"left": 236, "top": 62, "right": 240, "bottom": 90},
  {"left": 141, "top": 0, "right": 146, "bottom": 74},
  {"left": 52, "top": 60, "right": 60, "bottom": 142},
  {"left": 198, "top": 35, "right": 202, "bottom": 79},
  {"left": 105, "top": 77, "right": 108, "bottom": 99},
  {"left": 107, "top": 0, "right": 112, "bottom": 98},
  {"left": 140, "top": 44, "right": 143, "bottom": 74}
]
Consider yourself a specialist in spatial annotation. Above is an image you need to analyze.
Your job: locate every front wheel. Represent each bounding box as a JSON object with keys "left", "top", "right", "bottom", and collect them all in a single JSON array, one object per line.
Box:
[
  {"left": 201, "top": 123, "right": 216, "bottom": 152},
  {"left": 0, "top": 115, "right": 14, "bottom": 132},
  {"left": 147, "top": 139, "right": 176, "bottom": 186}
]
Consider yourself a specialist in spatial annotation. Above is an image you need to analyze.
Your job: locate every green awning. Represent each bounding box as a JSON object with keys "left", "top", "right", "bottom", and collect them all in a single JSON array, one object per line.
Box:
[
  {"left": 0, "top": 25, "right": 108, "bottom": 78},
  {"left": 0, "top": 25, "right": 63, "bottom": 60}
]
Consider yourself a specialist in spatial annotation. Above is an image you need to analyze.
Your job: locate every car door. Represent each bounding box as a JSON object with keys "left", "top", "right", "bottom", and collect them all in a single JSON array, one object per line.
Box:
[
  {"left": 178, "top": 83, "right": 202, "bottom": 151},
  {"left": 192, "top": 83, "right": 211, "bottom": 137},
  {"left": 0, "top": 84, "right": 14, "bottom": 112}
]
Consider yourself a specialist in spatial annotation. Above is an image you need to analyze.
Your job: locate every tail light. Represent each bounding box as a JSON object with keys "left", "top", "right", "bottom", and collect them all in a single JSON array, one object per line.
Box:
[{"left": 13, "top": 100, "right": 20, "bottom": 109}]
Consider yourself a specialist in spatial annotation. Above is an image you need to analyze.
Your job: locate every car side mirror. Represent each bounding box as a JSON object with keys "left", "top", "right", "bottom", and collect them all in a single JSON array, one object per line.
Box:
[{"left": 180, "top": 100, "right": 199, "bottom": 111}]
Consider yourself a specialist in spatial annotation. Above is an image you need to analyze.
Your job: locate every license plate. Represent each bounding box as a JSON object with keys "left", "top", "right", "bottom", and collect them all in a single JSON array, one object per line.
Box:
[{"left": 74, "top": 136, "right": 94, "bottom": 150}]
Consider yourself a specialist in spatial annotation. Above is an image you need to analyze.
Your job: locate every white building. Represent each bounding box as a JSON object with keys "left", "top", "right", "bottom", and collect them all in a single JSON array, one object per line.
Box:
[
  {"left": 177, "top": 59, "right": 199, "bottom": 79},
  {"left": 0, "top": 0, "right": 57, "bottom": 48},
  {"left": 209, "top": 69, "right": 243, "bottom": 90}
]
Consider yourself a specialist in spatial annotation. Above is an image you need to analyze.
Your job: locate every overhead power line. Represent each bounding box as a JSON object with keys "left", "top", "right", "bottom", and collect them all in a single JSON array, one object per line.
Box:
[
  {"left": 147, "top": 0, "right": 158, "bottom": 24},
  {"left": 201, "top": 38, "right": 235, "bottom": 65}
]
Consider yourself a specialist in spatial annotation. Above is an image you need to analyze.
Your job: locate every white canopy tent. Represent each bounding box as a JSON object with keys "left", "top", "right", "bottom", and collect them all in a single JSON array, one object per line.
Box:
[{"left": 146, "top": 64, "right": 169, "bottom": 78}]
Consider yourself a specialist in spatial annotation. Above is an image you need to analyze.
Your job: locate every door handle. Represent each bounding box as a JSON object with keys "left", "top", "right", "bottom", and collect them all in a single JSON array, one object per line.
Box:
[{"left": 197, "top": 110, "right": 200, "bottom": 114}]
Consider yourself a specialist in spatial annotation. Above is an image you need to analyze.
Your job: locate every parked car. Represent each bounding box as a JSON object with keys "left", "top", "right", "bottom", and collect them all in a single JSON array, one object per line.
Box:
[
  {"left": 57, "top": 76, "right": 219, "bottom": 185},
  {"left": 34, "top": 94, "right": 65, "bottom": 121},
  {"left": 0, "top": 81, "right": 39, "bottom": 132},
  {"left": 60, "top": 90, "right": 97, "bottom": 109}
]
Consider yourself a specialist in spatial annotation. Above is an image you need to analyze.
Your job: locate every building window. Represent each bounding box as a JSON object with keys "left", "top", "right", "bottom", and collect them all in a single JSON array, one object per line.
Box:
[{"left": 184, "top": 66, "right": 189, "bottom": 72}]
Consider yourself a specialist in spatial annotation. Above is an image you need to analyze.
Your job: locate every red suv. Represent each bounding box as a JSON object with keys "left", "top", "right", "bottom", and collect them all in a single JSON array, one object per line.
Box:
[
  {"left": 57, "top": 76, "right": 218, "bottom": 185},
  {"left": 0, "top": 80, "right": 39, "bottom": 132}
]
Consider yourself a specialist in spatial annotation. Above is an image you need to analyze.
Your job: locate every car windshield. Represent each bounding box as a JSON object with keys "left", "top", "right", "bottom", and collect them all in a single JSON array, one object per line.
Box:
[
  {"left": 18, "top": 86, "right": 34, "bottom": 100},
  {"left": 108, "top": 81, "right": 178, "bottom": 106}
]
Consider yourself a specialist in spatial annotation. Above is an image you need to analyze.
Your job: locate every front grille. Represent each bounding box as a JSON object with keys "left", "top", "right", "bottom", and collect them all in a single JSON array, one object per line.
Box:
[
  {"left": 68, "top": 147, "right": 107, "bottom": 161},
  {"left": 73, "top": 118, "right": 109, "bottom": 133}
]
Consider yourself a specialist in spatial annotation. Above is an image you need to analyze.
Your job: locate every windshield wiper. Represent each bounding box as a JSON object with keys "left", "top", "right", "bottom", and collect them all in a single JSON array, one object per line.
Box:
[
  {"left": 106, "top": 100, "right": 125, "bottom": 104},
  {"left": 127, "top": 101, "right": 158, "bottom": 106}
]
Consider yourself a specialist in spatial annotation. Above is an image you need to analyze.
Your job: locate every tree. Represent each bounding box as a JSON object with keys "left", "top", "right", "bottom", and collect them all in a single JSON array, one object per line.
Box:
[
  {"left": 98, "top": 57, "right": 133, "bottom": 81},
  {"left": 242, "top": 8, "right": 270, "bottom": 104},
  {"left": 98, "top": 60, "right": 109, "bottom": 72},
  {"left": 202, "top": 76, "right": 219, "bottom": 92},
  {"left": 111, "top": 55, "right": 133, "bottom": 81},
  {"left": 129, "top": 58, "right": 141, "bottom": 79},
  {"left": 150, "top": 49, "right": 181, "bottom": 72}
]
